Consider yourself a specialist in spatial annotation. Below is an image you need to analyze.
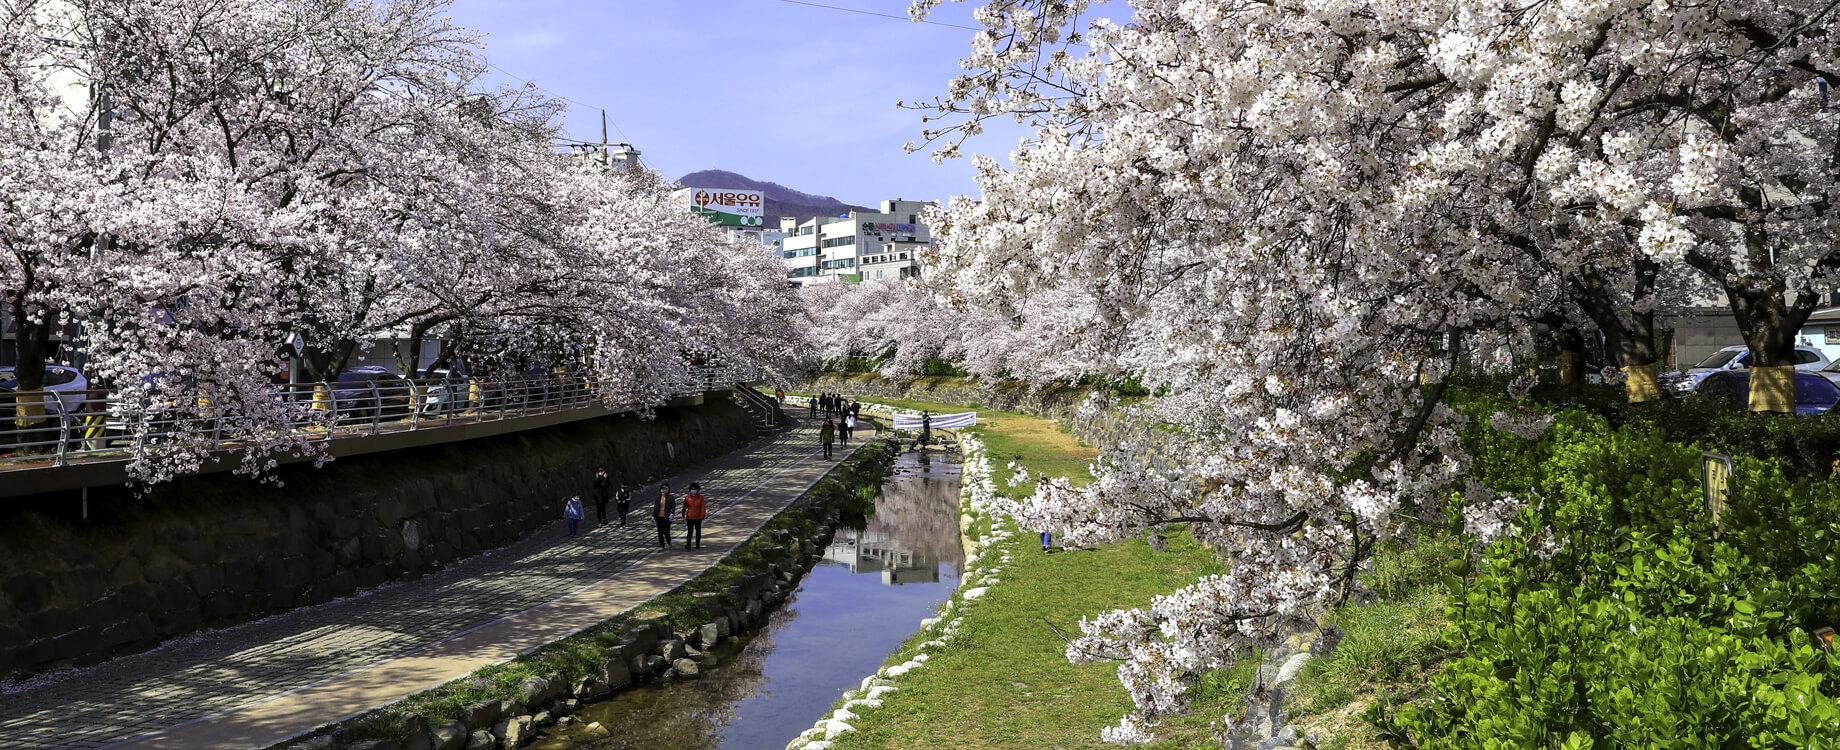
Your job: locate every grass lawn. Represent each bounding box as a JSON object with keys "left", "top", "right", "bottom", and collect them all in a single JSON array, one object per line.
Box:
[
  {"left": 1286, "top": 537, "right": 1460, "bottom": 749},
  {"left": 802, "top": 393, "right": 1258, "bottom": 749}
]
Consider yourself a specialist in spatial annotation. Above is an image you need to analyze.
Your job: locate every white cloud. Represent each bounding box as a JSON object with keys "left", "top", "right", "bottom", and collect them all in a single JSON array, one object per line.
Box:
[{"left": 500, "top": 29, "right": 564, "bottom": 52}]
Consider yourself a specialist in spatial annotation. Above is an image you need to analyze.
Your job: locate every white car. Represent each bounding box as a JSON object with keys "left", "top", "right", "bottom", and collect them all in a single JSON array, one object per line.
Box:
[
  {"left": 1665, "top": 345, "right": 1830, "bottom": 396},
  {"left": 0, "top": 365, "right": 90, "bottom": 415}
]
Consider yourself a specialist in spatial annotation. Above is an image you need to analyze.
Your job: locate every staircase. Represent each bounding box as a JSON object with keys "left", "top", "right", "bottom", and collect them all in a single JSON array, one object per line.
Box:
[{"left": 731, "top": 384, "right": 787, "bottom": 433}]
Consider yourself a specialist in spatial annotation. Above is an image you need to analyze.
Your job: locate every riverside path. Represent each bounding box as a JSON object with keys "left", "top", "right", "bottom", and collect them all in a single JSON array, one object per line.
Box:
[{"left": 0, "top": 418, "right": 871, "bottom": 750}]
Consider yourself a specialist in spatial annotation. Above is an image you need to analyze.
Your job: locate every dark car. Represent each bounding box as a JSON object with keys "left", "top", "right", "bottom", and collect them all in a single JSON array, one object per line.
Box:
[
  {"left": 331, "top": 367, "right": 414, "bottom": 419},
  {"left": 1692, "top": 370, "right": 1840, "bottom": 415}
]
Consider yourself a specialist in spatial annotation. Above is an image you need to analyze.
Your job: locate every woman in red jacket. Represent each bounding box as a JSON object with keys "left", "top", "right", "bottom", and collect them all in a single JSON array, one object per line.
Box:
[{"left": 683, "top": 482, "right": 707, "bottom": 551}]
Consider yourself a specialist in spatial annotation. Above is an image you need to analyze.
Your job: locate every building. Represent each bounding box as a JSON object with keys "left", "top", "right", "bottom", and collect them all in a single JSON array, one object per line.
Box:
[{"left": 777, "top": 199, "right": 934, "bottom": 286}]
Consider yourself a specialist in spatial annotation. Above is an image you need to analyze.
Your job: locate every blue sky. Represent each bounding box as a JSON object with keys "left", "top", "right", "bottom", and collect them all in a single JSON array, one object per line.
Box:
[{"left": 444, "top": 0, "right": 1030, "bottom": 206}]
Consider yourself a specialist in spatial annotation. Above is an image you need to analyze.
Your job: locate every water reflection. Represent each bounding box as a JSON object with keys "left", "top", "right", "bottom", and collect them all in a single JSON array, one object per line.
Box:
[
  {"left": 826, "top": 453, "right": 963, "bottom": 585},
  {"left": 535, "top": 448, "right": 963, "bottom": 750}
]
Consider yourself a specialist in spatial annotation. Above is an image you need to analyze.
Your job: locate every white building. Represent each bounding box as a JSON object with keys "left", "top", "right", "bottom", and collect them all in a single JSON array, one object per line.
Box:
[{"left": 777, "top": 199, "right": 934, "bottom": 286}]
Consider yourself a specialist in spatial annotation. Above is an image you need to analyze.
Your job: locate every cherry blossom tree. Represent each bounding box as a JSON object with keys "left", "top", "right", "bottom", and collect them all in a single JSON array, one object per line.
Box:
[
  {"left": 0, "top": 0, "right": 802, "bottom": 482},
  {"left": 910, "top": 0, "right": 1840, "bottom": 741}
]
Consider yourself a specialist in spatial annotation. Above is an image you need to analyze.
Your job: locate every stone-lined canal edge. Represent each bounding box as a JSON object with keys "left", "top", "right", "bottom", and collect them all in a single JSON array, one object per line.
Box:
[
  {"left": 271, "top": 438, "right": 899, "bottom": 750},
  {"left": 782, "top": 409, "right": 1013, "bottom": 750}
]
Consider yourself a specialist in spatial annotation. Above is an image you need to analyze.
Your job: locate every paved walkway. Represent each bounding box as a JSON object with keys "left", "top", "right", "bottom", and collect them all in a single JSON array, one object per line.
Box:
[{"left": 0, "top": 417, "right": 870, "bottom": 750}]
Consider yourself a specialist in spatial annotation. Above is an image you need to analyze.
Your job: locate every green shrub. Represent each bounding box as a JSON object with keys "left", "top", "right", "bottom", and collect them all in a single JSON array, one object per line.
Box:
[{"left": 1374, "top": 394, "right": 1840, "bottom": 748}]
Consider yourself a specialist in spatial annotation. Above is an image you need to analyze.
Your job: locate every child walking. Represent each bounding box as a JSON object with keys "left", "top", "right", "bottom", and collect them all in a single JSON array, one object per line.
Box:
[{"left": 564, "top": 494, "right": 585, "bottom": 537}]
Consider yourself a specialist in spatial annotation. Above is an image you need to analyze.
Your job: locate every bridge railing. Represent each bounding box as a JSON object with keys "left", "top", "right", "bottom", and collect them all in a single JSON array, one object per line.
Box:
[{"left": 0, "top": 365, "right": 763, "bottom": 470}]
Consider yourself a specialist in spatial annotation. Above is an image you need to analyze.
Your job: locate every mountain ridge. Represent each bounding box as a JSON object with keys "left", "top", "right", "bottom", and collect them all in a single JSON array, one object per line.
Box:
[{"left": 675, "top": 169, "right": 873, "bottom": 225}]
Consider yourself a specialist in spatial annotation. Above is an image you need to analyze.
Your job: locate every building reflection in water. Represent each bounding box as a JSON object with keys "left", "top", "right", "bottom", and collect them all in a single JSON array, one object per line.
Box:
[{"left": 825, "top": 449, "right": 964, "bottom": 585}]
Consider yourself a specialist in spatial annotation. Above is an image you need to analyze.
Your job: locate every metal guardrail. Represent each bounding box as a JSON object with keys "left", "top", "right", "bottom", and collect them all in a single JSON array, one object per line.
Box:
[{"left": 0, "top": 365, "right": 761, "bottom": 471}]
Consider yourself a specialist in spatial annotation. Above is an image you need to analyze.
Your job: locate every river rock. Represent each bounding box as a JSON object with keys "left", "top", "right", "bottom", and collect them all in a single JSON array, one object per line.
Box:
[
  {"left": 555, "top": 698, "right": 580, "bottom": 714},
  {"left": 399, "top": 713, "right": 434, "bottom": 750},
  {"left": 517, "top": 676, "right": 554, "bottom": 706},
  {"left": 573, "top": 676, "right": 610, "bottom": 702},
  {"left": 658, "top": 638, "right": 686, "bottom": 661},
  {"left": 531, "top": 711, "right": 554, "bottom": 728},
  {"left": 463, "top": 729, "right": 497, "bottom": 750},
  {"left": 460, "top": 700, "right": 503, "bottom": 732},
  {"left": 601, "top": 656, "right": 631, "bottom": 688},
  {"left": 492, "top": 715, "right": 532, "bottom": 747},
  {"left": 432, "top": 721, "right": 468, "bottom": 750},
  {"left": 716, "top": 615, "right": 732, "bottom": 638},
  {"left": 695, "top": 622, "right": 720, "bottom": 647},
  {"left": 672, "top": 657, "right": 701, "bottom": 676},
  {"left": 583, "top": 722, "right": 611, "bottom": 738},
  {"left": 635, "top": 654, "right": 667, "bottom": 674}
]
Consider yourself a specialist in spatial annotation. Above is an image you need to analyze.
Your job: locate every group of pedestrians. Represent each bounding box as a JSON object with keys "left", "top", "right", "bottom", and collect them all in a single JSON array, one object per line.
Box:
[
  {"left": 812, "top": 393, "right": 862, "bottom": 460},
  {"left": 560, "top": 465, "right": 709, "bottom": 552}
]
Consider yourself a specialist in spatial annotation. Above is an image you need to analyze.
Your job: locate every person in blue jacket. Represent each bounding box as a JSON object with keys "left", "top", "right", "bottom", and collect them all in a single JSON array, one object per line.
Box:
[{"left": 564, "top": 494, "right": 585, "bottom": 537}]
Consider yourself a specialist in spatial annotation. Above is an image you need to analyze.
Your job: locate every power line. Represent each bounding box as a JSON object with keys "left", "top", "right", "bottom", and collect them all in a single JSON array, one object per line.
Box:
[
  {"left": 486, "top": 62, "right": 631, "bottom": 143},
  {"left": 772, "top": 0, "right": 983, "bottom": 31}
]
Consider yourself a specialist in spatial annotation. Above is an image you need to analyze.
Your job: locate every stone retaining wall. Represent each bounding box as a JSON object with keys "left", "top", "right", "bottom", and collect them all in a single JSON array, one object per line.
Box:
[
  {"left": 804, "top": 373, "right": 1090, "bottom": 421},
  {"left": 805, "top": 373, "right": 1170, "bottom": 462},
  {"left": 295, "top": 441, "right": 898, "bottom": 750},
  {"left": 0, "top": 399, "right": 757, "bottom": 680}
]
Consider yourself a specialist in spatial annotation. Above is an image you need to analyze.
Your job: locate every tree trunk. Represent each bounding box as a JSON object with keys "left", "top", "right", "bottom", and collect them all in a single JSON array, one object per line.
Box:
[
  {"left": 299, "top": 339, "right": 357, "bottom": 383},
  {"left": 1573, "top": 292, "right": 1659, "bottom": 402},
  {"left": 1555, "top": 327, "right": 1587, "bottom": 386},
  {"left": 1727, "top": 286, "right": 1813, "bottom": 414}
]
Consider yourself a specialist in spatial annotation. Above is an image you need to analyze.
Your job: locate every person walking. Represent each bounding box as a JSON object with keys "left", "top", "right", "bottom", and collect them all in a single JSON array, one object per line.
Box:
[
  {"left": 1041, "top": 529, "right": 1053, "bottom": 552},
  {"left": 820, "top": 419, "right": 835, "bottom": 460},
  {"left": 591, "top": 466, "right": 612, "bottom": 526},
  {"left": 683, "top": 482, "right": 707, "bottom": 550},
  {"left": 564, "top": 494, "right": 585, "bottom": 537},
  {"left": 808, "top": 394, "right": 818, "bottom": 419},
  {"left": 652, "top": 484, "right": 675, "bottom": 549},
  {"left": 921, "top": 411, "right": 933, "bottom": 447},
  {"left": 610, "top": 481, "right": 632, "bottom": 525},
  {"left": 775, "top": 387, "right": 784, "bottom": 406},
  {"left": 843, "top": 413, "right": 856, "bottom": 443}
]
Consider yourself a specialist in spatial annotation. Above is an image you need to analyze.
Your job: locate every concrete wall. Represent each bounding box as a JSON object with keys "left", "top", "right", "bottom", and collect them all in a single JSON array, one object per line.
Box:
[{"left": 0, "top": 399, "right": 757, "bottom": 678}]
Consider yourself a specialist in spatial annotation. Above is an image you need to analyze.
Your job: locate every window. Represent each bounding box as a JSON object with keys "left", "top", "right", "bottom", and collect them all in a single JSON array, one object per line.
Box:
[
  {"left": 1797, "top": 350, "right": 1822, "bottom": 365},
  {"left": 822, "top": 236, "right": 856, "bottom": 248},
  {"left": 876, "top": 270, "right": 884, "bottom": 279}
]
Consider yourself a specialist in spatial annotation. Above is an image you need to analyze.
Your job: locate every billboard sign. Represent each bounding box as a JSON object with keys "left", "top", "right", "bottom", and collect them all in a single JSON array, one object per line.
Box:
[
  {"left": 680, "top": 188, "right": 764, "bottom": 227},
  {"left": 861, "top": 222, "right": 917, "bottom": 235}
]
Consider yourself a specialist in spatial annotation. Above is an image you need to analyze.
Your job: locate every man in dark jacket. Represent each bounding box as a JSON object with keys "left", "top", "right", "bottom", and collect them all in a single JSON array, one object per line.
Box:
[
  {"left": 653, "top": 483, "right": 675, "bottom": 549},
  {"left": 591, "top": 466, "right": 612, "bottom": 525}
]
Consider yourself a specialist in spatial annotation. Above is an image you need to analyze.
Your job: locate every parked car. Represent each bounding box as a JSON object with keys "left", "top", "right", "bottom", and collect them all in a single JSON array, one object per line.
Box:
[
  {"left": 1663, "top": 345, "right": 1830, "bottom": 396},
  {"left": 331, "top": 367, "right": 413, "bottom": 419},
  {"left": 0, "top": 365, "right": 90, "bottom": 415},
  {"left": 413, "top": 367, "right": 470, "bottom": 415},
  {"left": 1692, "top": 370, "right": 1840, "bottom": 415}
]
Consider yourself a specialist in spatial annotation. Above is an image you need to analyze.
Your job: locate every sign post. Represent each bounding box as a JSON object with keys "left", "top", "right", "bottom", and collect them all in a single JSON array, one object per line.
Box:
[{"left": 1701, "top": 451, "right": 1733, "bottom": 532}]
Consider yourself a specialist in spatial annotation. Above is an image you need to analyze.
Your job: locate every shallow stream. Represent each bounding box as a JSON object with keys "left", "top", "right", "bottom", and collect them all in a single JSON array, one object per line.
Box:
[{"left": 531, "top": 446, "right": 962, "bottom": 750}]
